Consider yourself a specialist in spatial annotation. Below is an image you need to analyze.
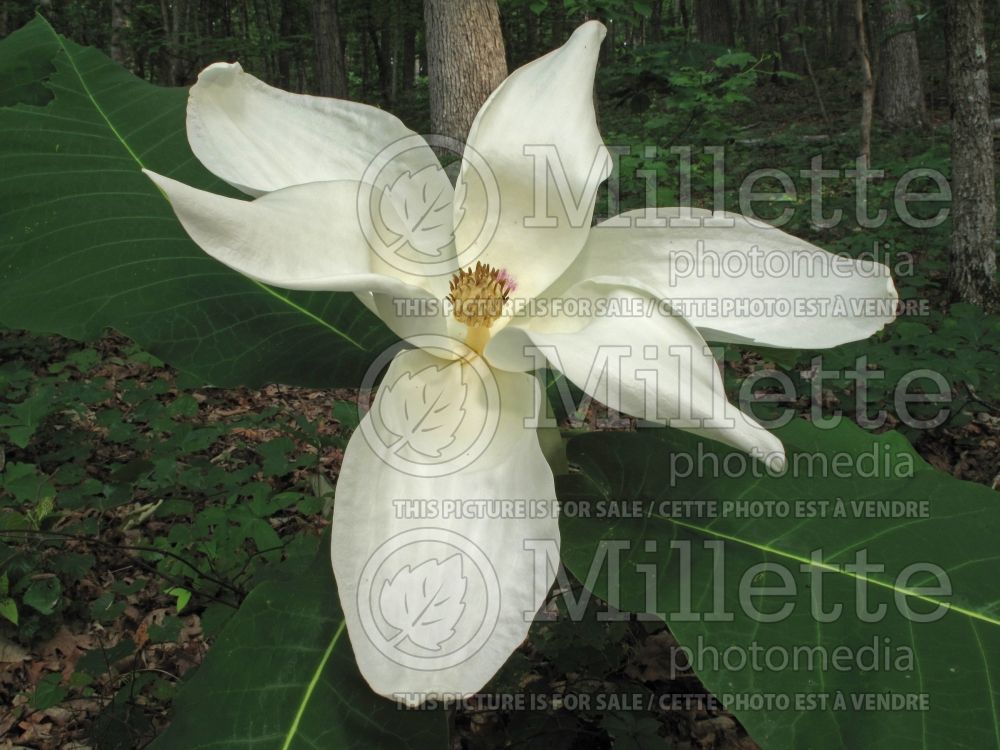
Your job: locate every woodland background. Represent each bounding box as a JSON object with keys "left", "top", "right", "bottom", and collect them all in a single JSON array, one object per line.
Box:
[{"left": 0, "top": 1, "right": 999, "bottom": 749}]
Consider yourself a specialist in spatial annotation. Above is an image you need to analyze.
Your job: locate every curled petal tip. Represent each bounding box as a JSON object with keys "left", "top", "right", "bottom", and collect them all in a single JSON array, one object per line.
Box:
[
  {"left": 575, "top": 19, "right": 608, "bottom": 42},
  {"left": 196, "top": 61, "right": 243, "bottom": 85}
]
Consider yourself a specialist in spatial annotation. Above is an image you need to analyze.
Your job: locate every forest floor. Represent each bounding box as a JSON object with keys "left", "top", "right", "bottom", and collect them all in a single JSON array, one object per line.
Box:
[{"left": 1, "top": 320, "right": 997, "bottom": 750}]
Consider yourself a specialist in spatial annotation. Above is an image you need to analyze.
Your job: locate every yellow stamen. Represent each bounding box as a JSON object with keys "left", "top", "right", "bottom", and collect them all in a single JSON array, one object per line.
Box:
[{"left": 447, "top": 262, "right": 514, "bottom": 355}]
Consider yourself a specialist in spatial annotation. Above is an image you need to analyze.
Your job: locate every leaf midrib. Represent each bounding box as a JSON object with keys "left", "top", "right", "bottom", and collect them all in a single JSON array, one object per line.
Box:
[
  {"left": 652, "top": 512, "right": 1000, "bottom": 628},
  {"left": 41, "top": 14, "right": 366, "bottom": 353},
  {"left": 280, "top": 619, "right": 346, "bottom": 750}
]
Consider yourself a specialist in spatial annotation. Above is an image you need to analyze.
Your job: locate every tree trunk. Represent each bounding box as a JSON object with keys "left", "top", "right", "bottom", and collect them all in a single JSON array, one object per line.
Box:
[
  {"left": 872, "top": 0, "right": 927, "bottom": 128},
  {"left": 159, "top": 0, "right": 186, "bottom": 85},
  {"left": 946, "top": 0, "right": 998, "bottom": 308},
  {"left": 424, "top": 0, "right": 507, "bottom": 144},
  {"left": 694, "top": 0, "right": 734, "bottom": 45},
  {"left": 277, "top": 0, "right": 295, "bottom": 90},
  {"left": 812, "top": 0, "right": 831, "bottom": 62},
  {"left": 799, "top": 14, "right": 830, "bottom": 126},
  {"left": 368, "top": 6, "right": 394, "bottom": 107},
  {"left": 110, "top": 0, "right": 128, "bottom": 67},
  {"left": 775, "top": 0, "right": 802, "bottom": 72},
  {"left": 365, "top": 16, "right": 379, "bottom": 100},
  {"left": 401, "top": 6, "right": 417, "bottom": 91},
  {"left": 740, "top": 0, "right": 759, "bottom": 54},
  {"left": 523, "top": 4, "right": 539, "bottom": 64},
  {"left": 856, "top": 0, "right": 875, "bottom": 166},
  {"left": 312, "top": 0, "right": 348, "bottom": 98},
  {"left": 836, "top": 0, "right": 858, "bottom": 63},
  {"left": 650, "top": 0, "right": 664, "bottom": 42}
]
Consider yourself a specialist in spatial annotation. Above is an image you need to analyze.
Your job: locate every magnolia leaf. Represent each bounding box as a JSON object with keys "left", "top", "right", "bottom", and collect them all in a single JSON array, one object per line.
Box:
[
  {"left": 559, "top": 419, "right": 1000, "bottom": 750},
  {"left": 0, "top": 17, "right": 395, "bottom": 389},
  {"left": 378, "top": 363, "right": 468, "bottom": 460},
  {"left": 379, "top": 555, "right": 468, "bottom": 652},
  {"left": 150, "top": 547, "right": 447, "bottom": 749}
]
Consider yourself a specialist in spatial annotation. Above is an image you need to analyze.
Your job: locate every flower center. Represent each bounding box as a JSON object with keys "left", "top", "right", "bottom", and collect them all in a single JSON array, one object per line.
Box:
[{"left": 447, "top": 262, "right": 516, "bottom": 355}]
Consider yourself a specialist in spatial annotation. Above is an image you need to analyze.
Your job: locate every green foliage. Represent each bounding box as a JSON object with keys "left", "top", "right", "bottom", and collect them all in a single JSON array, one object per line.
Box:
[
  {"left": 1, "top": 7, "right": 999, "bottom": 750},
  {"left": 0, "top": 17, "right": 395, "bottom": 391},
  {"left": 31, "top": 671, "right": 70, "bottom": 710},
  {"left": 559, "top": 419, "right": 1000, "bottom": 749},
  {"left": 600, "top": 40, "right": 768, "bottom": 146},
  {"left": 804, "top": 302, "right": 1000, "bottom": 437},
  {"left": 149, "top": 544, "right": 448, "bottom": 750},
  {"left": 707, "top": 138, "right": 1000, "bottom": 437},
  {"left": 601, "top": 712, "right": 664, "bottom": 750},
  {"left": 0, "top": 329, "right": 344, "bottom": 629},
  {"left": 0, "top": 329, "right": 351, "bottom": 744}
]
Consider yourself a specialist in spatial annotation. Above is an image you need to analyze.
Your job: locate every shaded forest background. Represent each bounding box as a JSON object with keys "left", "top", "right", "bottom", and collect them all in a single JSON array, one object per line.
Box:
[
  {"left": 2, "top": 0, "right": 997, "bottom": 131},
  {"left": 2, "top": 2, "right": 1000, "bottom": 749}
]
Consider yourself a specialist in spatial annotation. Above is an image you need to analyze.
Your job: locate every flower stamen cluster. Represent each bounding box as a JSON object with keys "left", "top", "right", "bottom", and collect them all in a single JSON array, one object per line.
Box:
[{"left": 447, "top": 262, "right": 516, "bottom": 329}]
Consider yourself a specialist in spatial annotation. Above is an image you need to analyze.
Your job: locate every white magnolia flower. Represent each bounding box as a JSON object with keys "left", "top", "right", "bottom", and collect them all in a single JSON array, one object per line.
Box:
[{"left": 144, "top": 21, "right": 896, "bottom": 705}]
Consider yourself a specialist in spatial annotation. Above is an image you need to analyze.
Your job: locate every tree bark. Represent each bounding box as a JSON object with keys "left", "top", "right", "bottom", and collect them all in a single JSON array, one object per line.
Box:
[
  {"left": 872, "top": 0, "right": 927, "bottom": 128},
  {"left": 424, "top": 0, "right": 507, "bottom": 144},
  {"left": 694, "top": 0, "right": 734, "bottom": 45},
  {"left": 836, "top": 0, "right": 858, "bottom": 63},
  {"left": 400, "top": 5, "right": 417, "bottom": 91},
  {"left": 799, "top": 19, "right": 830, "bottom": 126},
  {"left": 945, "top": 0, "right": 998, "bottom": 308},
  {"left": 159, "top": 0, "right": 186, "bottom": 85},
  {"left": 277, "top": 0, "right": 295, "bottom": 90},
  {"left": 740, "top": 0, "right": 759, "bottom": 54},
  {"left": 110, "top": 0, "right": 128, "bottom": 67},
  {"left": 650, "top": 0, "right": 664, "bottom": 42},
  {"left": 368, "top": 17, "right": 394, "bottom": 106},
  {"left": 775, "top": 0, "right": 802, "bottom": 72},
  {"left": 312, "top": 0, "right": 348, "bottom": 98},
  {"left": 856, "top": 0, "right": 875, "bottom": 166}
]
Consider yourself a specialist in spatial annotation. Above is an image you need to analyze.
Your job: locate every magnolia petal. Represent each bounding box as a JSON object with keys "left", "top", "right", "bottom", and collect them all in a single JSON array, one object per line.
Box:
[
  {"left": 187, "top": 62, "right": 438, "bottom": 195},
  {"left": 186, "top": 63, "right": 456, "bottom": 264},
  {"left": 144, "top": 171, "right": 446, "bottom": 339},
  {"left": 453, "top": 21, "right": 612, "bottom": 302},
  {"left": 331, "top": 348, "right": 558, "bottom": 704},
  {"left": 546, "top": 208, "right": 897, "bottom": 349},
  {"left": 486, "top": 284, "right": 786, "bottom": 469}
]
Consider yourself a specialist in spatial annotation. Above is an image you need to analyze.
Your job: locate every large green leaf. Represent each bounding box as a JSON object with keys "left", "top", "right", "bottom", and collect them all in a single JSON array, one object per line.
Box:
[
  {"left": 559, "top": 420, "right": 1000, "bottom": 749},
  {"left": 150, "top": 548, "right": 447, "bottom": 749},
  {"left": 0, "top": 17, "right": 396, "bottom": 388}
]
